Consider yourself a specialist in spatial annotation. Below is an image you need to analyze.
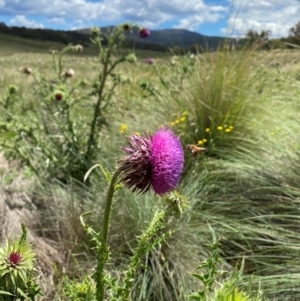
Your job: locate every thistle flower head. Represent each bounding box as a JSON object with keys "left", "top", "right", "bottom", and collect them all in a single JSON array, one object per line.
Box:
[
  {"left": 0, "top": 225, "right": 36, "bottom": 296},
  {"left": 53, "top": 90, "right": 64, "bottom": 101},
  {"left": 146, "top": 58, "right": 154, "bottom": 64},
  {"left": 119, "top": 128, "right": 184, "bottom": 195},
  {"left": 7, "top": 251, "right": 22, "bottom": 266},
  {"left": 139, "top": 28, "right": 150, "bottom": 38}
]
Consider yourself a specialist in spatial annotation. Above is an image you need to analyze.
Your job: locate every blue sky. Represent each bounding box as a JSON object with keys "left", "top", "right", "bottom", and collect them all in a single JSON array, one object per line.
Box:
[{"left": 0, "top": 0, "right": 299, "bottom": 38}]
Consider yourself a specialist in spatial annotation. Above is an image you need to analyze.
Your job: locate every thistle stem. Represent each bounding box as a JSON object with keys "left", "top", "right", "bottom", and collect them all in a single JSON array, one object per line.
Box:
[
  {"left": 97, "top": 167, "right": 122, "bottom": 301},
  {"left": 102, "top": 168, "right": 122, "bottom": 243}
]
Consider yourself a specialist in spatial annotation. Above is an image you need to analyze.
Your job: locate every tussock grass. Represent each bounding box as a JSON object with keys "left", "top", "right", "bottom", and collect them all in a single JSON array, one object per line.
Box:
[{"left": 172, "top": 56, "right": 300, "bottom": 299}]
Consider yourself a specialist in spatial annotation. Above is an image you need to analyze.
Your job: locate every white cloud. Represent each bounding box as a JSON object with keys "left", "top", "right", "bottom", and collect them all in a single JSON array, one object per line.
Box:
[
  {"left": 1, "top": 0, "right": 227, "bottom": 31},
  {"left": 2, "top": 0, "right": 299, "bottom": 37},
  {"left": 2, "top": 0, "right": 118, "bottom": 22},
  {"left": 222, "top": 0, "right": 300, "bottom": 37},
  {"left": 47, "top": 17, "right": 65, "bottom": 25},
  {"left": 115, "top": 0, "right": 227, "bottom": 30},
  {"left": 174, "top": 13, "right": 224, "bottom": 31},
  {"left": 9, "top": 15, "right": 44, "bottom": 28}
]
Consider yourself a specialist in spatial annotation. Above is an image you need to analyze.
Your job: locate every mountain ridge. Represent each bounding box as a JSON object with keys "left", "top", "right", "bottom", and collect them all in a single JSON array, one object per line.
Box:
[
  {"left": 0, "top": 22, "right": 231, "bottom": 51},
  {"left": 74, "top": 26, "right": 228, "bottom": 50}
]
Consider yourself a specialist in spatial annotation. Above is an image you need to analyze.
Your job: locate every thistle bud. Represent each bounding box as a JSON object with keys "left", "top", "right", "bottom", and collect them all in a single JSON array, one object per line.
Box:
[
  {"left": 8, "top": 84, "right": 18, "bottom": 95},
  {"left": 122, "top": 23, "right": 131, "bottom": 31},
  {"left": 49, "top": 47, "right": 58, "bottom": 54},
  {"left": 90, "top": 26, "right": 100, "bottom": 36},
  {"left": 75, "top": 44, "right": 83, "bottom": 52},
  {"left": 125, "top": 53, "right": 137, "bottom": 64},
  {"left": 63, "top": 68, "right": 75, "bottom": 78},
  {"left": 20, "top": 66, "right": 32, "bottom": 75},
  {"left": 53, "top": 90, "right": 64, "bottom": 101}
]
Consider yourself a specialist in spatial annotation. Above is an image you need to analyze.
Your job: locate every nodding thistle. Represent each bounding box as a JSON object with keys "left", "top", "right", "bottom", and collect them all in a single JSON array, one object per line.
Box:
[
  {"left": 139, "top": 28, "right": 151, "bottom": 38},
  {"left": 119, "top": 128, "right": 184, "bottom": 195},
  {"left": 146, "top": 58, "right": 154, "bottom": 65}
]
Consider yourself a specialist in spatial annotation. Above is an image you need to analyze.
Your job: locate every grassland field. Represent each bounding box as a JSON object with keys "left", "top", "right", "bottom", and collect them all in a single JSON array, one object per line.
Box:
[{"left": 1, "top": 34, "right": 300, "bottom": 301}]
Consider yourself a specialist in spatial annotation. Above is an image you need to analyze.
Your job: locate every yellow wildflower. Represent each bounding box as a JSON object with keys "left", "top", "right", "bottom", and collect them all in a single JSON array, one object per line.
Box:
[
  {"left": 203, "top": 138, "right": 207, "bottom": 142},
  {"left": 180, "top": 117, "right": 186, "bottom": 122},
  {"left": 170, "top": 122, "right": 175, "bottom": 126},
  {"left": 229, "top": 125, "right": 234, "bottom": 129},
  {"left": 205, "top": 128, "right": 210, "bottom": 132},
  {"left": 175, "top": 119, "right": 180, "bottom": 124},
  {"left": 225, "top": 128, "right": 231, "bottom": 133},
  {"left": 217, "top": 126, "right": 223, "bottom": 130},
  {"left": 119, "top": 124, "right": 128, "bottom": 134},
  {"left": 197, "top": 140, "right": 204, "bottom": 145},
  {"left": 182, "top": 111, "right": 188, "bottom": 116}
]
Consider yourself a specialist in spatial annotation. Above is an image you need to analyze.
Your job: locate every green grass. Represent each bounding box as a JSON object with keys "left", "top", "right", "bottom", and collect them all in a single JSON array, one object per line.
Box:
[
  {"left": 1, "top": 36, "right": 300, "bottom": 300},
  {"left": 0, "top": 32, "right": 171, "bottom": 59}
]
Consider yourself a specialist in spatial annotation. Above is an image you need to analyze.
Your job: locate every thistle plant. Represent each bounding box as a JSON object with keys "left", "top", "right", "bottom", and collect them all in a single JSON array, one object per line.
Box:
[
  {"left": 189, "top": 226, "right": 265, "bottom": 301},
  {"left": 0, "top": 224, "right": 41, "bottom": 301},
  {"left": 189, "top": 225, "right": 222, "bottom": 301},
  {"left": 81, "top": 127, "right": 184, "bottom": 301},
  {"left": 139, "top": 52, "right": 196, "bottom": 102},
  {"left": 0, "top": 24, "right": 145, "bottom": 183},
  {"left": 59, "top": 274, "right": 96, "bottom": 301}
]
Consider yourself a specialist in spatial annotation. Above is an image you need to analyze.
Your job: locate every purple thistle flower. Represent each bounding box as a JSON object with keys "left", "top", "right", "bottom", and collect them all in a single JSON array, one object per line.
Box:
[
  {"left": 139, "top": 28, "right": 150, "bottom": 38},
  {"left": 146, "top": 58, "right": 154, "bottom": 65},
  {"left": 119, "top": 128, "right": 184, "bottom": 195},
  {"left": 150, "top": 129, "right": 184, "bottom": 194},
  {"left": 7, "top": 251, "right": 22, "bottom": 266}
]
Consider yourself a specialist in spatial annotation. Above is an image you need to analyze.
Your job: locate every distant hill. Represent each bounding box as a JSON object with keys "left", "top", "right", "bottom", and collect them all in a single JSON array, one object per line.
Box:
[
  {"left": 75, "top": 26, "right": 227, "bottom": 51},
  {"left": 0, "top": 22, "right": 90, "bottom": 46},
  {"left": 0, "top": 22, "right": 230, "bottom": 52}
]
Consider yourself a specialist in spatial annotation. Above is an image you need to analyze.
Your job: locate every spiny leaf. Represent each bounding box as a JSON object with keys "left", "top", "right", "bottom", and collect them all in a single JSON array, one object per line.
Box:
[{"left": 0, "top": 291, "right": 13, "bottom": 296}]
